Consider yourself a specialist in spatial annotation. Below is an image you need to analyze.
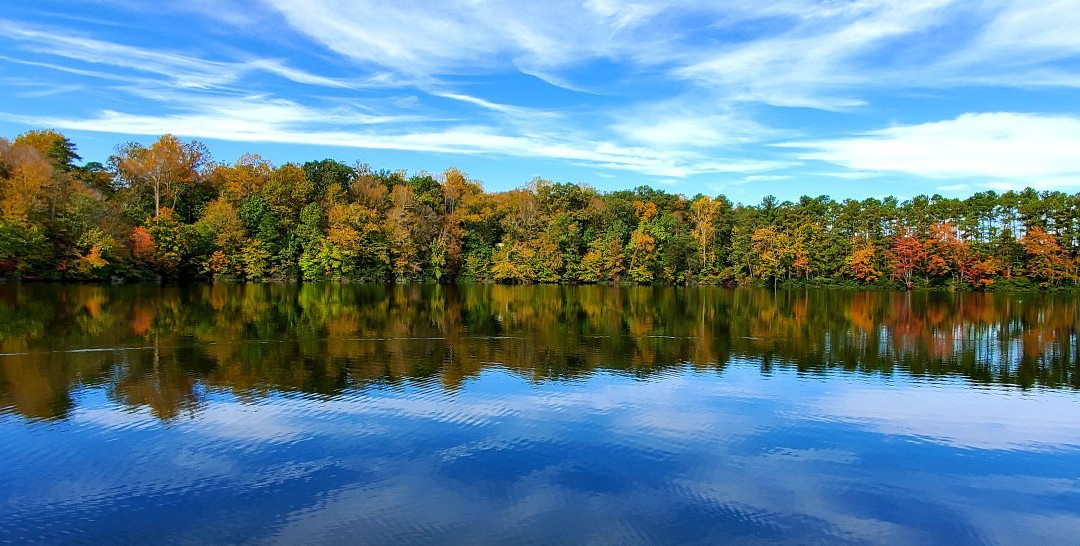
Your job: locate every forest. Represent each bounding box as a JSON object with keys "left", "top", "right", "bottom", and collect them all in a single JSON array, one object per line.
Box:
[{"left": 2, "top": 130, "right": 1079, "bottom": 290}]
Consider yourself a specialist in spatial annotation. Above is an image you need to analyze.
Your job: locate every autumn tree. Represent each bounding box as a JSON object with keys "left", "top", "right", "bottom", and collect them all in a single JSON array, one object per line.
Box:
[
  {"left": 426, "top": 168, "right": 482, "bottom": 280},
  {"left": 789, "top": 222, "right": 824, "bottom": 280},
  {"left": 626, "top": 200, "right": 661, "bottom": 283},
  {"left": 690, "top": 195, "right": 721, "bottom": 272},
  {"left": 211, "top": 153, "right": 271, "bottom": 206},
  {"left": 580, "top": 233, "right": 625, "bottom": 282},
  {"left": 1021, "top": 226, "right": 1075, "bottom": 285},
  {"left": 195, "top": 198, "right": 248, "bottom": 278},
  {"left": 751, "top": 225, "right": 785, "bottom": 288},
  {"left": 0, "top": 138, "right": 53, "bottom": 222},
  {"left": 925, "top": 221, "right": 971, "bottom": 285},
  {"left": 114, "top": 135, "right": 209, "bottom": 217},
  {"left": 131, "top": 226, "right": 155, "bottom": 263},
  {"left": 846, "top": 240, "right": 880, "bottom": 282},
  {"left": 10, "top": 128, "right": 1080, "bottom": 289},
  {"left": 386, "top": 184, "right": 437, "bottom": 280},
  {"left": 888, "top": 229, "right": 925, "bottom": 290},
  {"left": 143, "top": 208, "right": 188, "bottom": 277},
  {"left": 262, "top": 163, "right": 313, "bottom": 225},
  {"left": 13, "top": 129, "right": 81, "bottom": 171},
  {"left": 966, "top": 256, "right": 1001, "bottom": 289}
]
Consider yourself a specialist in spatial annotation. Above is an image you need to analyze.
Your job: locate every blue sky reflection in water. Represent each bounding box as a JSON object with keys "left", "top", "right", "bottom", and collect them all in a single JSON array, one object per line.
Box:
[{"left": 1, "top": 284, "right": 1080, "bottom": 543}]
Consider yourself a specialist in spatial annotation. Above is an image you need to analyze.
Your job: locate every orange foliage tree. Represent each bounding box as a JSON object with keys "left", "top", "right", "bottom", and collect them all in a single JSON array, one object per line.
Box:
[
  {"left": 888, "top": 229, "right": 925, "bottom": 289},
  {"left": 114, "top": 135, "right": 208, "bottom": 216},
  {"left": 846, "top": 240, "right": 880, "bottom": 282},
  {"left": 1021, "top": 226, "right": 1076, "bottom": 285}
]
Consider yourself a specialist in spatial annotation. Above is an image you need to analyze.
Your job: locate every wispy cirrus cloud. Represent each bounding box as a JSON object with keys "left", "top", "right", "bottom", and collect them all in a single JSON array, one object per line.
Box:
[
  {"left": 14, "top": 99, "right": 788, "bottom": 178},
  {"left": 0, "top": 20, "right": 354, "bottom": 90},
  {"left": 0, "top": 10, "right": 793, "bottom": 180},
  {"left": 257, "top": 1, "right": 1080, "bottom": 108},
  {"left": 3, "top": 1, "right": 1080, "bottom": 194},
  {"left": 258, "top": 0, "right": 676, "bottom": 80}
]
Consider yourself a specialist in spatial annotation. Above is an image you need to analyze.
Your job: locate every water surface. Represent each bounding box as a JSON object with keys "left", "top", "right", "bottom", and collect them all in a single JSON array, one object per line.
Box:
[{"left": 2, "top": 284, "right": 1079, "bottom": 543}]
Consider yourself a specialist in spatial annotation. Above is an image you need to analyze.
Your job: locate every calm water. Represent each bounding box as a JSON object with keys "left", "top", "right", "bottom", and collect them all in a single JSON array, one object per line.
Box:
[{"left": 2, "top": 284, "right": 1079, "bottom": 544}]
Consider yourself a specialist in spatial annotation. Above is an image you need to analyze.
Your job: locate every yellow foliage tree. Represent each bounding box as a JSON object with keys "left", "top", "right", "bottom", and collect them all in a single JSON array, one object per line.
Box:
[{"left": 114, "top": 135, "right": 208, "bottom": 216}]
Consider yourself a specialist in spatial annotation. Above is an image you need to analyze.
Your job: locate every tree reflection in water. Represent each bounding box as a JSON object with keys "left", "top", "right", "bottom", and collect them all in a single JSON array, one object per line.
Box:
[{"left": 1, "top": 284, "right": 1077, "bottom": 421}]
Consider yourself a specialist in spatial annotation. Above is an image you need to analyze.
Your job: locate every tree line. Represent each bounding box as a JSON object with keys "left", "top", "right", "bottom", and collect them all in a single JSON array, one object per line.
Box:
[{"left": 2, "top": 130, "right": 1079, "bottom": 289}]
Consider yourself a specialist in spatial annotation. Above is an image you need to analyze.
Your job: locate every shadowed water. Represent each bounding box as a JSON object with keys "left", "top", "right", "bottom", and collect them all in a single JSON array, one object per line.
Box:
[{"left": 2, "top": 284, "right": 1079, "bottom": 543}]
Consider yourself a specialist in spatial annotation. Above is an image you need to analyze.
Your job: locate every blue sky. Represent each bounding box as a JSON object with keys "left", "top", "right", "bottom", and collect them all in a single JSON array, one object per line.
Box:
[{"left": 2, "top": 1, "right": 1080, "bottom": 202}]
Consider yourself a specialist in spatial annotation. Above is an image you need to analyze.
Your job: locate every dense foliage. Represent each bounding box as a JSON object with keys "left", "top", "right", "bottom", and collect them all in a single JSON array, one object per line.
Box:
[{"left": 3, "top": 131, "right": 1079, "bottom": 290}]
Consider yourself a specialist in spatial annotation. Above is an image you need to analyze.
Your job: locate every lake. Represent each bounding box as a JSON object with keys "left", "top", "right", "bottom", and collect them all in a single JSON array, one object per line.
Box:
[{"left": 2, "top": 284, "right": 1079, "bottom": 543}]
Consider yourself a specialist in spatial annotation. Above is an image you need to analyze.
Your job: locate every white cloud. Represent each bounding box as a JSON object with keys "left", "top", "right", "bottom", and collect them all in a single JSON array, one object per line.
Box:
[
  {"left": 0, "top": 54, "right": 142, "bottom": 83},
  {"left": 609, "top": 100, "right": 779, "bottom": 148},
  {"left": 258, "top": 0, "right": 675, "bottom": 77},
  {"left": 248, "top": 0, "right": 1080, "bottom": 125},
  {"left": 672, "top": 1, "right": 1080, "bottom": 108},
  {"left": 9, "top": 94, "right": 788, "bottom": 178},
  {"left": 948, "top": 0, "right": 1080, "bottom": 67},
  {"left": 428, "top": 91, "right": 561, "bottom": 124},
  {"left": 0, "top": 20, "right": 356, "bottom": 90},
  {"left": 809, "top": 384, "right": 1080, "bottom": 451},
  {"left": 672, "top": 1, "right": 958, "bottom": 109},
  {"left": 7, "top": 1, "right": 1080, "bottom": 191},
  {"left": 783, "top": 113, "right": 1080, "bottom": 188},
  {"left": 0, "top": 12, "right": 792, "bottom": 179}
]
